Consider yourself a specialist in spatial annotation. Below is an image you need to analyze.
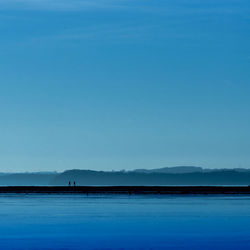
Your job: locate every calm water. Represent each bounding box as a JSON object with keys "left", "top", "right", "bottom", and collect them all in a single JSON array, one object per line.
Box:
[{"left": 0, "top": 194, "right": 250, "bottom": 249}]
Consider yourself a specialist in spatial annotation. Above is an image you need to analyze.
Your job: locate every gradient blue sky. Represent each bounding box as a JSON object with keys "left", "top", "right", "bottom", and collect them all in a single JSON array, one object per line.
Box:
[{"left": 0, "top": 0, "right": 249, "bottom": 172}]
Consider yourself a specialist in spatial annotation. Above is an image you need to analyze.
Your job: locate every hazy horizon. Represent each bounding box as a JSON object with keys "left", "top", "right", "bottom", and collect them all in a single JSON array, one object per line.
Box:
[
  {"left": 1, "top": 165, "right": 250, "bottom": 174},
  {"left": 0, "top": 0, "right": 249, "bottom": 172}
]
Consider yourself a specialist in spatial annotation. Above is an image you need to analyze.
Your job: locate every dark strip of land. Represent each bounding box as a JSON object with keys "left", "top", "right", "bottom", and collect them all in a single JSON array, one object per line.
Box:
[{"left": 1, "top": 186, "right": 250, "bottom": 194}]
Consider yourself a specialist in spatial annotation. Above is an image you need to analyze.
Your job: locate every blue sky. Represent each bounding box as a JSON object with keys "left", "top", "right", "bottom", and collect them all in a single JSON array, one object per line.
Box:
[{"left": 0, "top": 0, "right": 249, "bottom": 172}]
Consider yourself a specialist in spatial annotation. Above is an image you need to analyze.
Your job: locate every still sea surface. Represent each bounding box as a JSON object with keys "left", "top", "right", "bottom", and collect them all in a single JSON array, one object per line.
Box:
[{"left": 0, "top": 194, "right": 250, "bottom": 249}]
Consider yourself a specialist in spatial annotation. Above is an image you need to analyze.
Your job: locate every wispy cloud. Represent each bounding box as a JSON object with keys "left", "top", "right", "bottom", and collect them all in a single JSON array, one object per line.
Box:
[
  {"left": 19, "top": 21, "right": 216, "bottom": 50},
  {"left": 0, "top": 0, "right": 130, "bottom": 11},
  {"left": 0, "top": 0, "right": 248, "bottom": 14},
  {"left": 24, "top": 23, "right": 163, "bottom": 47},
  {"left": 0, "top": 0, "right": 248, "bottom": 49}
]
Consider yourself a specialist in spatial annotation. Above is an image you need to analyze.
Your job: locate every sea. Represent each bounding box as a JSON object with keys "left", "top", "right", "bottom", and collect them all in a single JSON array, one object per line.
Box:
[{"left": 0, "top": 194, "right": 250, "bottom": 249}]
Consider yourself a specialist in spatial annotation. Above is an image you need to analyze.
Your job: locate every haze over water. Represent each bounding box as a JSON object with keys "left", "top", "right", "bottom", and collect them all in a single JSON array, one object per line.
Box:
[{"left": 0, "top": 194, "right": 250, "bottom": 249}]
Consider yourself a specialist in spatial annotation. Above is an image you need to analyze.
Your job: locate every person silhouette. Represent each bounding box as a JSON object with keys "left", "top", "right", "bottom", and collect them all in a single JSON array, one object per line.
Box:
[
  {"left": 68, "top": 181, "right": 71, "bottom": 186},
  {"left": 74, "top": 181, "right": 76, "bottom": 186}
]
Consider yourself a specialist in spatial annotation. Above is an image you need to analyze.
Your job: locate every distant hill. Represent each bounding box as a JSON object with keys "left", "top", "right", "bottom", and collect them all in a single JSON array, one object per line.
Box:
[
  {"left": 51, "top": 169, "right": 250, "bottom": 186},
  {"left": 133, "top": 166, "right": 203, "bottom": 174},
  {"left": 1, "top": 167, "right": 250, "bottom": 186}
]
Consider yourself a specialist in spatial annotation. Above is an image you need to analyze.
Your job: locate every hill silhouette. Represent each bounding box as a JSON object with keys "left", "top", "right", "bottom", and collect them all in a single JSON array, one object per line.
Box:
[
  {"left": 51, "top": 169, "right": 250, "bottom": 186},
  {"left": 1, "top": 167, "right": 250, "bottom": 186},
  {"left": 133, "top": 166, "right": 203, "bottom": 174}
]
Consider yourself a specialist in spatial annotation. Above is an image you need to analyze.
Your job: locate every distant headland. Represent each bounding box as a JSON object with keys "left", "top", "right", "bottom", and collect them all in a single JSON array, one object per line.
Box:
[{"left": 1, "top": 166, "right": 250, "bottom": 186}]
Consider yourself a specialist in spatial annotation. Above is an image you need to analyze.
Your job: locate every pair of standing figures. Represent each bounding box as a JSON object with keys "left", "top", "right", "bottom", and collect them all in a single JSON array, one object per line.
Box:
[{"left": 68, "top": 181, "right": 76, "bottom": 186}]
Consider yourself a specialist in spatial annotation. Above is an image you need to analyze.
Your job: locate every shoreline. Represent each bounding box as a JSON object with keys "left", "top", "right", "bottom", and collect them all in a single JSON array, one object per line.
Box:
[{"left": 0, "top": 186, "right": 250, "bottom": 194}]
